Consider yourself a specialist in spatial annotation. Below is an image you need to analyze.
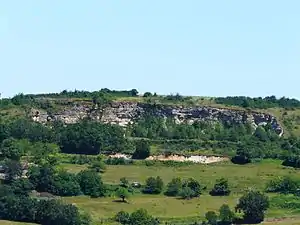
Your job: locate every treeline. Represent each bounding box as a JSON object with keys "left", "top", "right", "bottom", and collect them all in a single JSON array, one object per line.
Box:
[
  {"left": 3, "top": 115, "right": 300, "bottom": 165},
  {"left": 16, "top": 88, "right": 139, "bottom": 100},
  {"left": 215, "top": 96, "right": 300, "bottom": 109},
  {"left": 0, "top": 118, "right": 132, "bottom": 156}
]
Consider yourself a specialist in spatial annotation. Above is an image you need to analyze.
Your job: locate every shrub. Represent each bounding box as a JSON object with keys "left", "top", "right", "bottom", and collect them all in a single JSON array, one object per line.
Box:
[
  {"left": 210, "top": 178, "right": 231, "bottom": 196},
  {"left": 132, "top": 140, "right": 151, "bottom": 159},
  {"left": 266, "top": 176, "right": 300, "bottom": 194},
  {"left": 143, "top": 176, "right": 164, "bottom": 194},
  {"left": 165, "top": 177, "right": 183, "bottom": 196}
]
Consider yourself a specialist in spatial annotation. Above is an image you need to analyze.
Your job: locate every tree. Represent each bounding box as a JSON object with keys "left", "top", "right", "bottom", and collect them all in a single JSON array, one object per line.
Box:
[
  {"left": 52, "top": 170, "right": 82, "bottom": 196},
  {"left": 77, "top": 170, "right": 105, "bottom": 197},
  {"left": 231, "top": 147, "right": 252, "bottom": 165},
  {"left": 10, "top": 178, "right": 33, "bottom": 196},
  {"left": 143, "top": 92, "right": 152, "bottom": 98},
  {"left": 183, "top": 178, "right": 202, "bottom": 197},
  {"left": 130, "top": 89, "right": 139, "bottom": 97},
  {"left": 120, "top": 177, "right": 129, "bottom": 188},
  {"left": 132, "top": 140, "right": 151, "bottom": 159},
  {"left": 116, "top": 187, "right": 130, "bottom": 202},
  {"left": 129, "top": 208, "right": 159, "bottom": 225},
  {"left": 205, "top": 211, "right": 218, "bottom": 225},
  {"left": 179, "top": 186, "right": 195, "bottom": 200},
  {"left": 236, "top": 190, "right": 269, "bottom": 223},
  {"left": 89, "top": 160, "right": 106, "bottom": 173},
  {"left": 58, "top": 121, "right": 126, "bottom": 155},
  {"left": 165, "top": 177, "right": 183, "bottom": 196},
  {"left": 143, "top": 176, "right": 164, "bottom": 194},
  {"left": 210, "top": 178, "right": 231, "bottom": 196},
  {"left": 28, "top": 165, "right": 55, "bottom": 193},
  {"left": 115, "top": 211, "right": 130, "bottom": 224},
  {"left": 254, "top": 126, "right": 269, "bottom": 142},
  {"left": 265, "top": 176, "right": 299, "bottom": 194},
  {"left": 2, "top": 159, "right": 23, "bottom": 183},
  {"left": 219, "top": 204, "right": 234, "bottom": 225},
  {"left": 0, "top": 138, "right": 23, "bottom": 161}
]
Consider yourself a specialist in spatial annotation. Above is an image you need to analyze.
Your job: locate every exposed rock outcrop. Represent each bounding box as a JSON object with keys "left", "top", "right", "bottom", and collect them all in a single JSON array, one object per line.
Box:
[{"left": 32, "top": 102, "right": 283, "bottom": 136}]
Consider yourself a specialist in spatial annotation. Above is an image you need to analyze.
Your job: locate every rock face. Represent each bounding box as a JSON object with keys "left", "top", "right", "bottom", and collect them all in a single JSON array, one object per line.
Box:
[{"left": 32, "top": 102, "right": 283, "bottom": 136}]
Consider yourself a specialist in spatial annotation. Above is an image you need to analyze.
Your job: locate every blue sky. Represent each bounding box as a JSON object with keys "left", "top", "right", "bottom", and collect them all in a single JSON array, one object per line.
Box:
[{"left": 0, "top": 1, "right": 299, "bottom": 98}]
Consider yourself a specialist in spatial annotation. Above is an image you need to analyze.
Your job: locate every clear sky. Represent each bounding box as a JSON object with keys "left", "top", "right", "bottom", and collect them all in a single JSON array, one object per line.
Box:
[{"left": 0, "top": 1, "right": 299, "bottom": 98}]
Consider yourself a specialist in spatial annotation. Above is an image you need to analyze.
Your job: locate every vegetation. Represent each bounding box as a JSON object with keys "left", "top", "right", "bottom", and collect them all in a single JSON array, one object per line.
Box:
[
  {"left": 215, "top": 96, "right": 300, "bottom": 109},
  {"left": 2, "top": 89, "right": 300, "bottom": 224}
]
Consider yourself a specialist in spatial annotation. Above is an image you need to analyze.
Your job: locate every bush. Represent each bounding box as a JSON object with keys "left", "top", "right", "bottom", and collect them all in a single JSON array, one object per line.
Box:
[
  {"left": 266, "top": 176, "right": 300, "bottom": 194},
  {"left": 219, "top": 204, "right": 235, "bottom": 224},
  {"left": 179, "top": 187, "right": 195, "bottom": 200},
  {"left": 182, "top": 178, "right": 202, "bottom": 198},
  {"left": 236, "top": 190, "right": 269, "bottom": 223},
  {"left": 143, "top": 176, "right": 164, "bottom": 194},
  {"left": 165, "top": 177, "right": 183, "bottom": 196},
  {"left": 77, "top": 170, "right": 105, "bottom": 197},
  {"left": 115, "top": 211, "right": 130, "bottom": 224},
  {"left": 132, "top": 140, "right": 151, "bottom": 159},
  {"left": 89, "top": 160, "right": 106, "bottom": 173},
  {"left": 209, "top": 178, "right": 231, "bottom": 196},
  {"left": 105, "top": 157, "right": 133, "bottom": 165}
]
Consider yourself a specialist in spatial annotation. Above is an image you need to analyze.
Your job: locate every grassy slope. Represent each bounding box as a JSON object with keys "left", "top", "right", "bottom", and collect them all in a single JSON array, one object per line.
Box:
[{"left": 62, "top": 160, "right": 300, "bottom": 224}]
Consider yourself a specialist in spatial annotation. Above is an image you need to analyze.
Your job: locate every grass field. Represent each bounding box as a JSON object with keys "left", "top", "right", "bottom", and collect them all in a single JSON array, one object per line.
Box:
[
  {"left": 62, "top": 160, "right": 300, "bottom": 193},
  {"left": 60, "top": 160, "right": 300, "bottom": 224}
]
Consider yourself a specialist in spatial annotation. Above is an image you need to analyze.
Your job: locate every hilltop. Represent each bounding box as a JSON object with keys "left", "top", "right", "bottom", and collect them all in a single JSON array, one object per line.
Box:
[{"left": 1, "top": 89, "right": 300, "bottom": 137}]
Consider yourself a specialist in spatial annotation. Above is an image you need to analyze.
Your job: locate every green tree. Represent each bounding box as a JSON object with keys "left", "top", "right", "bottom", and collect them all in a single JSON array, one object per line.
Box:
[
  {"left": 219, "top": 204, "right": 235, "bottom": 225},
  {"left": 143, "top": 92, "right": 152, "bottom": 97},
  {"left": 205, "top": 211, "right": 218, "bottom": 225},
  {"left": 132, "top": 139, "right": 151, "bottom": 159},
  {"left": 115, "top": 211, "right": 130, "bottom": 224},
  {"left": 10, "top": 178, "right": 33, "bottom": 196},
  {"left": 183, "top": 178, "right": 202, "bottom": 197},
  {"left": 89, "top": 160, "right": 106, "bottom": 173},
  {"left": 77, "top": 170, "right": 105, "bottom": 197},
  {"left": 254, "top": 126, "right": 269, "bottom": 142},
  {"left": 59, "top": 121, "right": 126, "bottom": 155},
  {"left": 210, "top": 178, "right": 231, "bottom": 196},
  {"left": 236, "top": 190, "right": 269, "bottom": 223},
  {"left": 52, "top": 170, "right": 82, "bottom": 196},
  {"left": 116, "top": 187, "right": 130, "bottom": 202},
  {"left": 120, "top": 177, "right": 129, "bottom": 188},
  {"left": 165, "top": 177, "right": 183, "bottom": 196},
  {"left": 179, "top": 186, "right": 195, "bottom": 200},
  {"left": 143, "top": 176, "right": 164, "bottom": 194},
  {"left": 130, "top": 89, "right": 139, "bottom": 97},
  {"left": 0, "top": 138, "right": 23, "bottom": 160},
  {"left": 266, "top": 176, "right": 299, "bottom": 194},
  {"left": 129, "top": 208, "right": 159, "bottom": 225},
  {"left": 27, "top": 165, "right": 55, "bottom": 193},
  {"left": 2, "top": 159, "right": 23, "bottom": 183}
]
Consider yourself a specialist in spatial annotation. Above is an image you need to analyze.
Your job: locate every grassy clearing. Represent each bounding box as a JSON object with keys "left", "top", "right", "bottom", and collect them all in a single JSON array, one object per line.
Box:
[
  {"left": 62, "top": 160, "right": 300, "bottom": 193},
  {"left": 61, "top": 160, "right": 300, "bottom": 223}
]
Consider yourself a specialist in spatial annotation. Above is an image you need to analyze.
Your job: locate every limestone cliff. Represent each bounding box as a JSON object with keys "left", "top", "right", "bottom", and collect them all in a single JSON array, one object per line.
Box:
[{"left": 32, "top": 102, "right": 283, "bottom": 136}]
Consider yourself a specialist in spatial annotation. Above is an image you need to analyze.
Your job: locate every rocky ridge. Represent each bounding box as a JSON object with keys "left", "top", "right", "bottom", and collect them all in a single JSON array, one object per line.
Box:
[{"left": 32, "top": 102, "right": 283, "bottom": 136}]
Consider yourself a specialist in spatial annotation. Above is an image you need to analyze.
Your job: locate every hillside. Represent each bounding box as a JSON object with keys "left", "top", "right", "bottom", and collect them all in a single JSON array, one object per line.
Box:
[{"left": 2, "top": 89, "right": 300, "bottom": 225}]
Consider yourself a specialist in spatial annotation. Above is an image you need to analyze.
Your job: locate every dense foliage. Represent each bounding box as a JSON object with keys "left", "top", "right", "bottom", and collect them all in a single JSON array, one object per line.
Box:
[
  {"left": 215, "top": 96, "right": 300, "bottom": 109},
  {"left": 236, "top": 190, "right": 269, "bottom": 223},
  {"left": 115, "top": 209, "right": 160, "bottom": 225},
  {"left": 58, "top": 120, "right": 128, "bottom": 155},
  {"left": 143, "top": 176, "right": 164, "bottom": 194},
  {"left": 209, "top": 178, "right": 231, "bottom": 196}
]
